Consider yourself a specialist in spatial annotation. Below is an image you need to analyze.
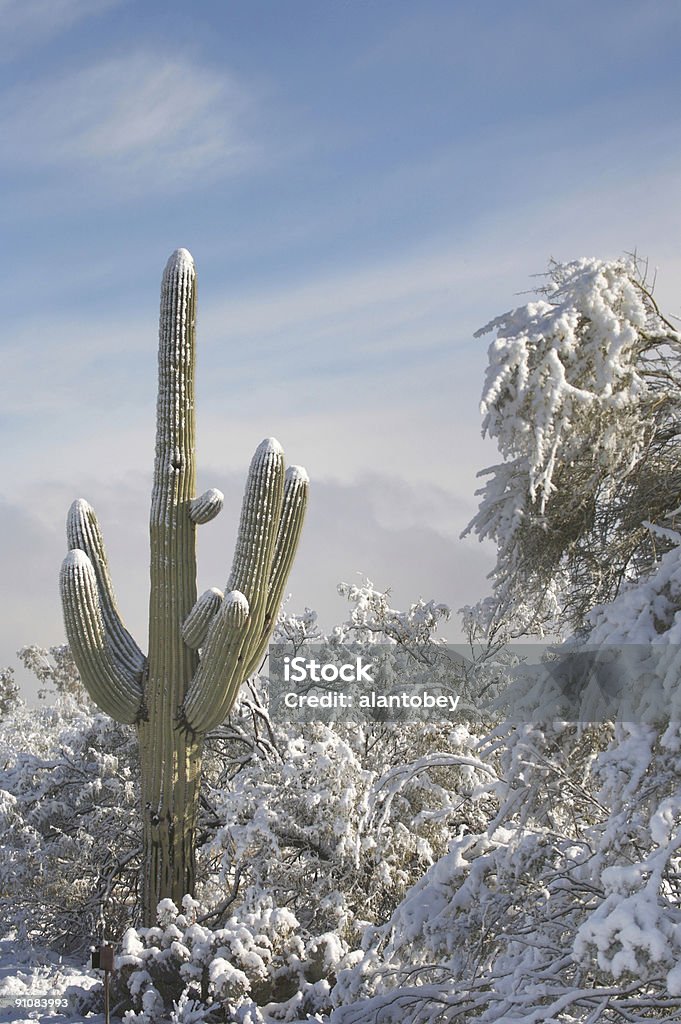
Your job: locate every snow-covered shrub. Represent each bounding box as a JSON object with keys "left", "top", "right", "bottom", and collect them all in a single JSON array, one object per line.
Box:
[
  {"left": 330, "top": 722, "right": 681, "bottom": 1022},
  {"left": 330, "top": 546, "right": 681, "bottom": 1022},
  {"left": 125, "top": 584, "right": 489, "bottom": 1021},
  {"left": 334, "top": 578, "right": 450, "bottom": 646},
  {"left": 197, "top": 584, "right": 492, "bottom": 942},
  {"left": 3, "top": 581, "right": 492, "bottom": 1019},
  {"left": 111, "top": 895, "right": 341, "bottom": 1022},
  {"left": 201, "top": 712, "right": 493, "bottom": 947},
  {"left": 102, "top": 581, "right": 492, "bottom": 1021},
  {"left": 0, "top": 693, "right": 140, "bottom": 952},
  {"left": 329, "top": 254, "right": 681, "bottom": 1022}
]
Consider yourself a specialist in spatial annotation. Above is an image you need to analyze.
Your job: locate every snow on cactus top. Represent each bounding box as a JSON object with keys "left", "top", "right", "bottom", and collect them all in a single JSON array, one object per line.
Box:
[
  {"left": 256, "top": 436, "right": 283, "bottom": 457},
  {"left": 164, "top": 247, "right": 194, "bottom": 275},
  {"left": 287, "top": 464, "right": 309, "bottom": 484}
]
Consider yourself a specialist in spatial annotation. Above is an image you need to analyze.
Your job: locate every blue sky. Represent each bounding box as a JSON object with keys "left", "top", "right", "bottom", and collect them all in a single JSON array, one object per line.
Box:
[{"left": 2, "top": 0, "right": 680, "bottom": 698}]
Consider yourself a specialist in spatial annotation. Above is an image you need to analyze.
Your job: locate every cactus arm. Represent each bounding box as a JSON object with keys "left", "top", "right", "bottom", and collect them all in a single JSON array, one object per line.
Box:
[
  {"left": 189, "top": 488, "right": 224, "bottom": 524},
  {"left": 59, "top": 549, "right": 144, "bottom": 724},
  {"left": 67, "top": 498, "right": 146, "bottom": 679},
  {"left": 181, "top": 438, "right": 284, "bottom": 732},
  {"left": 222, "top": 437, "right": 284, "bottom": 670},
  {"left": 182, "top": 588, "right": 223, "bottom": 649},
  {"left": 241, "top": 464, "right": 309, "bottom": 678},
  {"left": 181, "top": 590, "right": 250, "bottom": 731}
]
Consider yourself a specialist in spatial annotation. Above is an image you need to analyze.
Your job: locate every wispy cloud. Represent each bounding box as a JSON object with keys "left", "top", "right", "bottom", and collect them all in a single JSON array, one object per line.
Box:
[
  {"left": 0, "top": 51, "right": 257, "bottom": 196},
  {"left": 4, "top": 155, "right": 680, "bottom": 497},
  {"left": 0, "top": 236, "right": 491, "bottom": 419},
  {"left": 0, "top": 0, "right": 124, "bottom": 61},
  {"left": 200, "top": 165, "right": 681, "bottom": 376}
]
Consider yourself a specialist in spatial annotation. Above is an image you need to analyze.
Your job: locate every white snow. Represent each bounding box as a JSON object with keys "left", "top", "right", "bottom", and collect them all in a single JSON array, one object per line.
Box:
[
  {"left": 0, "top": 935, "right": 101, "bottom": 1024},
  {"left": 255, "top": 437, "right": 283, "bottom": 457},
  {"left": 286, "top": 465, "right": 309, "bottom": 484},
  {"left": 164, "top": 248, "right": 194, "bottom": 275}
]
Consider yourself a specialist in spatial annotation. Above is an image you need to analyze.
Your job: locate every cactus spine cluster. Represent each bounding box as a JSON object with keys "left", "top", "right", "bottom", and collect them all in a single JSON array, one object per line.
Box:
[{"left": 59, "top": 249, "right": 308, "bottom": 925}]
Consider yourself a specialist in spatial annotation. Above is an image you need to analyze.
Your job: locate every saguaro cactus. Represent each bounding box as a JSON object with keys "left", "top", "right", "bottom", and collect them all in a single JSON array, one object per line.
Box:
[{"left": 59, "top": 249, "right": 308, "bottom": 924}]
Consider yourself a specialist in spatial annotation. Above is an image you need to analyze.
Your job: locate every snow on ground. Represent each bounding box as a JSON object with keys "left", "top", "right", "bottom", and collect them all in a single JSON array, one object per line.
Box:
[{"left": 0, "top": 936, "right": 102, "bottom": 1023}]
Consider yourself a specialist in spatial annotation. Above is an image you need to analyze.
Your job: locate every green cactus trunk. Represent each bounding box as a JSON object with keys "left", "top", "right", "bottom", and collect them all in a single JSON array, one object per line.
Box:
[
  {"left": 141, "top": 249, "right": 201, "bottom": 915},
  {"left": 138, "top": 727, "right": 203, "bottom": 919},
  {"left": 59, "top": 249, "right": 308, "bottom": 926}
]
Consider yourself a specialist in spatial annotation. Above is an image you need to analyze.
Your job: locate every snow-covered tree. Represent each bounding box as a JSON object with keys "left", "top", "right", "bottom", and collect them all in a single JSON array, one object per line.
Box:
[
  {"left": 18, "top": 643, "right": 89, "bottom": 702},
  {"left": 0, "top": 666, "right": 20, "bottom": 717},
  {"left": 464, "top": 256, "right": 681, "bottom": 637}
]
